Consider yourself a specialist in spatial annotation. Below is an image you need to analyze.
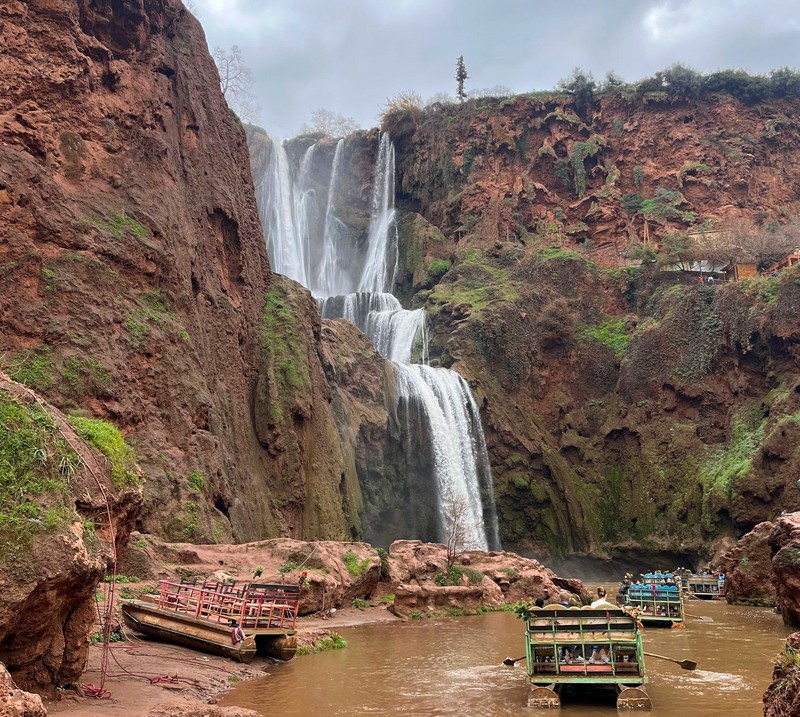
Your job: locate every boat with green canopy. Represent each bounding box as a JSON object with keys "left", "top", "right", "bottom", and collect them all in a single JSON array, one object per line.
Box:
[
  {"left": 515, "top": 604, "right": 652, "bottom": 710},
  {"left": 626, "top": 581, "right": 684, "bottom": 627}
]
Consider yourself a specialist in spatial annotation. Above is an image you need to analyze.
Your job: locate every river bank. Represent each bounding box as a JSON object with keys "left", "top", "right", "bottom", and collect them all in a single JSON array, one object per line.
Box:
[
  {"left": 47, "top": 604, "right": 402, "bottom": 717},
  {"left": 42, "top": 534, "right": 582, "bottom": 717}
]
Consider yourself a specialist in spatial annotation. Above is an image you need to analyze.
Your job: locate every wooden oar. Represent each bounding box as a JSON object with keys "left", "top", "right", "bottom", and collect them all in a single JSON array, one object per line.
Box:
[
  {"left": 684, "top": 611, "right": 713, "bottom": 622},
  {"left": 503, "top": 655, "right": 525, "bottom": 666},
  {"left": 644, "top": 651, "right": 697, "bottom": 670}
]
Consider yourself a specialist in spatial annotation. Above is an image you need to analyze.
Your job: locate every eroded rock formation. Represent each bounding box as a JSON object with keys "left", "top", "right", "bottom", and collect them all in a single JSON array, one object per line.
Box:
[
  {"left": 717, "top": 521, "right": 776, "bottom": 606},
  {"left": 116, "top": 534, "right": 585, "bottom": 618},
  {"left": 0, "top": 375, "right": 141, "bottom": 693},
  {"left": 764, "top": 632, "right": 800, "bottom": 717}
]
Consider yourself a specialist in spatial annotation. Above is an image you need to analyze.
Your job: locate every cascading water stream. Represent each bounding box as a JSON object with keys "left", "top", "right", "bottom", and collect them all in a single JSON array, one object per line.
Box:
[
  {"left": 256, "top": 132, "right": 499, "bottom": 551},
  {"left": 315, "top": 139, "right": 349, "bottom": 297}
]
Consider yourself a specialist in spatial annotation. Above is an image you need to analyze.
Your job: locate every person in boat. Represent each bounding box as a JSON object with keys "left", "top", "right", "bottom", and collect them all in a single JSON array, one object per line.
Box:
[
  {"left": 616, "top": 579, "right": 630, "bottom": 605},
  {"left": 590, "top": 587, "right": 615, "bottom": 609},
  {"left": 230, "top": 619, "right": 245, "bottom": 645},
  {"left": 583, "top": 588, "right": 615, "bottom": 664}
]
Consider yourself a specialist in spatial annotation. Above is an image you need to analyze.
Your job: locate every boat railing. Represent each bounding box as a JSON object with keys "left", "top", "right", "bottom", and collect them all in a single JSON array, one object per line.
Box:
[
  {"left": 525, "top": 607, "right": 645, "bottom": 682},
  {"left": 641, "top": 573, "right": 675, "bottom": 584},
  {"left": 156, "top": 579, "right": 300, "bottom": 631},
  {"left": 687, "top": 575, "right": 724, "bottom": 594},
  {"left": 626, "top": 586, "right": 683, "bottom": 619}
]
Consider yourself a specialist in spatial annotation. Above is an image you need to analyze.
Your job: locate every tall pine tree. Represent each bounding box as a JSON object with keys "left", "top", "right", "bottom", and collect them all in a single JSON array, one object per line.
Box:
[{"left": 456, "top": 55, "right": 468, "bottom": 102}]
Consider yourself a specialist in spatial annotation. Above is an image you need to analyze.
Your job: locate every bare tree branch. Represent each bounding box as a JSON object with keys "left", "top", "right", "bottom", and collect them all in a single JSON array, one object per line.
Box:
[
  {"left": 212, "top": 45, "right": 261, "bottom": 124},
  {"left": 300, "top": 109, "right": 360, "bottom": 138},
  {"left": 443, "top": 493, "right": 477, "bottom": 567}
]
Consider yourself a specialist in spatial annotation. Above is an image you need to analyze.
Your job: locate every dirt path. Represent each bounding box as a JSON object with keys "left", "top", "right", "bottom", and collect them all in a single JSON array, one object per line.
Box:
[{"left": 47, "top": 606, "right": 401, "bottom": 717}]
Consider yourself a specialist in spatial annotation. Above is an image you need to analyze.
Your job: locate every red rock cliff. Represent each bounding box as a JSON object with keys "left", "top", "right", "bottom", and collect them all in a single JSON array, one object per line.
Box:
[{"left": 0, "top": 0, "right": 377, "bottom": 549}]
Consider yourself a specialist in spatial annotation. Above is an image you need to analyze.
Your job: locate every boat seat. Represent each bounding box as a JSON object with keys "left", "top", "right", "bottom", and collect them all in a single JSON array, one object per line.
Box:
[{"left": 559, "top": 664, "right": 614, "bottom": 673}]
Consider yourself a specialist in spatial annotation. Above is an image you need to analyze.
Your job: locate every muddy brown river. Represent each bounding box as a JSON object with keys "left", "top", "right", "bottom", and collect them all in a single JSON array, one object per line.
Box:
[{"left": 220, "top": 598, "right": 789, "bottom": 716}]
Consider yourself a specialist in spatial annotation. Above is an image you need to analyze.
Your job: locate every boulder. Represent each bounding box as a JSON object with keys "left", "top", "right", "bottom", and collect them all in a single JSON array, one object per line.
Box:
[
  {"left": 769, "top": 513, "right": 800, "bottom": 627},
  {"left": 386, "top": 540, "right": 587, "bottom": 610},
  {"left": 0, "top": 663, "right": 46, "bottom": 717},
  {"left": 717, "top": 521, "right": 776, "bottom": 606}
]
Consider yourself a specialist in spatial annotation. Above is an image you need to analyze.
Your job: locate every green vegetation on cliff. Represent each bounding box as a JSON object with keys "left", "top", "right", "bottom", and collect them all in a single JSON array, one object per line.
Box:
[
  {"left": 0, "top": 391, "right": 75, "bottom": 554},
  {"left": 582, "top": 318, "right": 630, "bottom": 358},
  {"left": 701, "top": 403, "right": 767, "bottom": 503},
  {"left": 260, "top": 287, "right": 311, "bottom": 421},
  {"left": 3, "top": 346, "right": 56, "bottom": 392},
  {"left": 67, "top": 416, "right": 140, "bottom": 487}
]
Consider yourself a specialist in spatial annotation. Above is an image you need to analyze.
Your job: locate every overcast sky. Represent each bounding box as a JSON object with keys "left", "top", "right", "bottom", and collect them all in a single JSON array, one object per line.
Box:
[{"left": 191, "top": 0, "right": 800, "bottom": 138}]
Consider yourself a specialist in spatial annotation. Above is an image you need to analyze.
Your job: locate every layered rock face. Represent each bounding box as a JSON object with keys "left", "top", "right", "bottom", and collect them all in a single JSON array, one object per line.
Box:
[
  {"left": 371, "top": 94, "right": 800, "bottom": 558},
  {"left": 0, "top": 0, "right": 387, "bottom": 548},
  {"left": 0, "top": 0, "right": 265, "bottom": 542},
  {"left": 0, "top": 375, "right": 141, "bottom": 693}
]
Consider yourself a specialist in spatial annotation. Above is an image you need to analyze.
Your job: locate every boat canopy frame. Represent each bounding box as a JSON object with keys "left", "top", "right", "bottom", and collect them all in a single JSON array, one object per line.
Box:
[
  {"left": 155, "top": 579, "right": 300, "bottom": 632},
  {"left": 524, "top": 606, "right": 646, "bottom": 686},
  {"left": 626, "top": 585, "right": 684, "bottom": 624}
]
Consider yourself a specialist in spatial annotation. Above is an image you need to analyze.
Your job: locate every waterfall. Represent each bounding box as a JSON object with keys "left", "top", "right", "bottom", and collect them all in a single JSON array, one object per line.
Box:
[
  {"left": 392, "top": 364, "right": 499, "bottom": 551},
  {"left": 319, "top": 292, "right": 427, "bottom": 364},
  {"left": 294, "top": 144, "right": 317, "bottom": 287},
  {"left": 254, "top": 131, "right": 500, "bottom": 551},
  {"left": 315, "top": 139, "right": 349, "bottom": 297},
  {"left": 358, "top": 133, "right": 398, "bottom": 294}
]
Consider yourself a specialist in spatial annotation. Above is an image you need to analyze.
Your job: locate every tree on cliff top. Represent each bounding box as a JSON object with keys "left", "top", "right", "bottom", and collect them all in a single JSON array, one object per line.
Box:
[
  {"left": 558, "top": 68, "right": 597, "bottom": 117},
  {"left": 301, "top": 109, "right": 360, "bottom": 138},
  {"left": 700, "top": 218, "right": 800, "bottom": 270},
  {"left": 456, "top": 55, "right": 469, "bottom": 102},
  {"left": 213, "top": 45, "right": 261, "bottom": 123}
]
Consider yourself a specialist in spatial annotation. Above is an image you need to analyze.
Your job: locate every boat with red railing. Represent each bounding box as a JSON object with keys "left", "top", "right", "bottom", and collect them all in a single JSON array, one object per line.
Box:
[{"left": 121, "top": 579, "right": 300, "bottom": 662}]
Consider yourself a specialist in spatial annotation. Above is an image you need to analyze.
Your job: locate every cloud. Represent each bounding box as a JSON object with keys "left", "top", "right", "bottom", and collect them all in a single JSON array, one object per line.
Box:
[{"left": 190, "top": 0, "right": 800, "bottom": 138}]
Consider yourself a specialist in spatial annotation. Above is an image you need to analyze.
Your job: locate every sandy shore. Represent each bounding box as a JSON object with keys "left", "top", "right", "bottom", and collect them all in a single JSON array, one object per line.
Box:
[{"left": 48, "top": 606, "right": 400, "bottom": 717}]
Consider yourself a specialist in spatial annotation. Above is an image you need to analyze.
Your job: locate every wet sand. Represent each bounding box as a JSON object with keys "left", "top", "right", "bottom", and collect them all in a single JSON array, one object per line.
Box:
[{"left": 48, "top": 605, "right": 401, "bottom": 717}]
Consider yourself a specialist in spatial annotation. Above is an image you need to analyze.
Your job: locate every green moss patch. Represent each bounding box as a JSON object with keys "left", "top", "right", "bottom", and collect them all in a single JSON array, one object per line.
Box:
[
  {"left": 582, "top": 318, "right": 630, "bottom": 359},
  {"left": 67, "top": 416, "right": 140, "bottom": 487},
  {"left": 2, "top": 346, "right": 56, "bottom": 392},
  {"left": 343, "top": 550, "right": 371, "bottom": 576},
  {"left": 260, "top": 288, "right": 311, "bottom": 422},
  {"left": 92, "top": 212, "right": 148, "bottom": 241}
]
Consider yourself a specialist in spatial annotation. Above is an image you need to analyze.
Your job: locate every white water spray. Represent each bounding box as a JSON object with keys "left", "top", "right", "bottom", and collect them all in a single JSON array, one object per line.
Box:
[{"left": 255, "top": 131, "right": 499, "bottom": 550}]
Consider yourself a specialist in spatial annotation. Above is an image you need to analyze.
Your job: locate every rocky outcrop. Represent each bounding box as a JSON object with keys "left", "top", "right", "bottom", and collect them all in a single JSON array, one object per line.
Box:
[
  {"left": 0, "top": 376, "right": 141, "bottom": 693},
  {"left": 769, "top": 513, "right": 800, "bottom": 627},
  {"left": 717, "top": 521, "right": 777, "bottom": 606},
  {"left": 379, "top": 91, "right": 800, "bottom": 557},
  {"left": 0, "top": 0, "right": 389, "bottom": 550},
  {"left": 116, "top": 535, "right": 585, "bottom": 618},
  {"left": 764, "top": 632, "right": 800, "bottom": 717},
  {"left": 386, "top": 540, "right": 587, "bottom": 617},
  {"left": 0, "top": 664, "right": 46, "bottom": 717}
]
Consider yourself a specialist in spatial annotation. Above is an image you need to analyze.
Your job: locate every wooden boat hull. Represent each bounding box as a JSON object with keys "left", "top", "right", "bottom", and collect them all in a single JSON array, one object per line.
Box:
[{"left": 121, "top": 601, "right": 296, "bottom": 663}]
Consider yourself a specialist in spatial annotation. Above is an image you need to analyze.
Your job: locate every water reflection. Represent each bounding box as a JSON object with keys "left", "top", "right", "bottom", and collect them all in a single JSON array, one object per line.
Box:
[{"left": 220, "top": 599, "right": 788, "bottom": 716}]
